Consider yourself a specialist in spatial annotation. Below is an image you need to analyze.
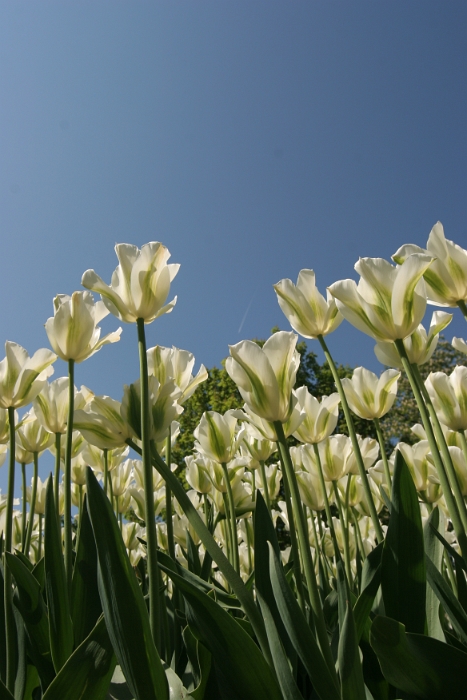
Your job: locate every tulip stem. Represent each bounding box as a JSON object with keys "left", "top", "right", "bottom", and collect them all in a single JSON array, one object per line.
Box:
[
  {"left": 24, "top": 452, "right": 39, "bottom": 558},
  {"left": 412, "top": 363, "right": 467, "bottom": 536},
  {"left": 165, "top": 429, "right": 176, "bottom": 561},
  {"left": 259, "top": 460, "right": 271, "bottom": 512},
  {"left": 64, "top": 359, "right": 75, "bottom": 591},
  {"left": 457, "top": 299, "right": 467, "bottom": 322},
  {"left": 5, "top": 407, "right": 16, "bottom": 691},
  {"left": 274, "top": 421, "right": 340, "bottom": 687},
  {"left": 137, "top": 318, "right": 162, "bottom": 652},
  {"left": 278, "top": 454, "right": 307, "bottom": 612},
  {"left": 373, "top": 417, "right": 392, "bottom": 491},
  {"left": 311, "top": 443, "right": 340, "bottom": 559},
  {"left": 103, "top": 448, "right": 109, "bottom": 497},
  {"left": 394, "top": 339, "right": 467, "bottom": 562},
  {"left": 21, "top": 463, "right": 27, "bottom": 551},
  {"left": 318, "top": 335, "right": 384, "bottom": 542},
  {"left": 332, "top": 481, "right": 352, "bottom": 586},
  {"left": 221, "top": 462, "right": 240, "bottom": 574},
  {"left": 38, "top": 514, "right": 43, "bottom": 560},
  {"left": 54, "top": 433, "right": 61, "bottom": 514}
]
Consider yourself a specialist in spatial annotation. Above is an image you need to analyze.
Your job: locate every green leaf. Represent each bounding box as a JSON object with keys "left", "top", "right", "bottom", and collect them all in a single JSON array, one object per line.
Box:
[
  {"left": 257, "top": 592, "right": 303, "bottom": 700},
  {"left": 268, "top": 543, "right": 341, "bottom": 700},
  {"left": 42, "top": 615, "right": 116, "bottom": 700},
  {"left": 44, "top": 476, "right": 73, "bottom": 673},
  {"left": 0, "top": 678, "right": 14, "bottom": 700},
  {"left": 71, "top": 498, "right": 102, "bottom": 647},
  {"left": 182, "top": 626, "right": 212, "bottom": 700},
  {"left": 163, "top": 563, "right": 283, "bottom": 700},
  {"left": 85, "top": 467, "right": 169, "bottom": 700},
  {"left": 254, "top": 491, "right": 292, "bottom": 654},
  {"left": 425, "top": 555, "right": 467, "bottom": 646},
  {"left": 381, "top": 450, "right": 426, "bottom": 634},
  {"left": 157, "top": 550, "right": 241, "bottom": 609},
  {"left": 6, "top": 553, "right": 55, "bottom": 689},
  {"left": 338, "top": 600, "right": 367, "bottom": 700},
  {"left": 370, "top": 615, "right": 467, "bottom": 699},
  {"left": 423, "top": 508, "right": 445, "bottom": 641},
  {"left": 353, "top": 542, "right": 382, "bottom": 642}
]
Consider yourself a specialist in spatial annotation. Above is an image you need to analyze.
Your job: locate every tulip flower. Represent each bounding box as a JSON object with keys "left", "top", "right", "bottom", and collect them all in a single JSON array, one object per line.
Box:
[
  {"left": 45, "top": 291, "right": 121, "bottom": 363},
  {"left": 273, "top": 269, "right": 343, "bottom": 339},
  {"left": 121, "top": 376, "right": 183, "bottom": 444},
  {"left": 33, "top": 378, "right": 89, "bottom": 434},
  {"left": 16, "top": 409, "right": 55, "bottom": 455},
  {"left": 0, "top": 342, "right": 56, "bottom": 409},
  {"left": 392, "top": 222, "right": 467, "bottom": 309},
  {"left": 82, "top": 242, "right": 179, "bottom": 324},
  {"left": 147, "top": 345, "right": 208, "bottom": 404},
  {"left": 328, "top": 254, "right": 433, "bottom": 342},
  {"left": 292, "top": 387, "right": 340, "bottom": 444},
  {"left": 374, "top": 311, "right": 452, "bottom": 368},
  {"left": 453, "top": 337, "right": 467, "bottom": 356},
  {"left": 226, "top": 331, "right": 300, "bottom": 423},
  {"left": 425, "top": 367, "right": 467, "bottom": 432},
  {"left": 74, "top": 395, "right": 135, "bottom": 449},
  {"left": 194, "top": 410, "right": 244, "bottom": 465},
  {"left": 340, "top": 367, "right": 400, "bottom": 420}
]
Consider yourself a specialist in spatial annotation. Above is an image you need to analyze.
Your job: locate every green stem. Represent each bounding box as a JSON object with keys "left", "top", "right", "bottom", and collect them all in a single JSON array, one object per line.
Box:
[
  {"left": 165, "top": 429, "right": 175, "bottom": 561},
  {"left": 259, "top": 460, "right": 271, "bottom": 512},
  {"left": 318, "top": 335, "right": 383, "bottom": 542},
  {"left": 222, "top": 463, "right": 240, "bottom": 574},
  {"left": 274, "top": 421, "right": 339, "bottom": 685},
  {"left": 332, "top": 480, "right": 352, "bottom": 586},
  {"left": 5, "top": 407, "right": 16, "bottom": 691},
  {"left": 311, "top": 443, "right": 340, "bottom": 558},
  {"left": 54, "top": 433, "right": 61, "bottom": 513},
  {"left": 64, "top": 359, "right": 75, "bottom": 590},
  {"left": 103, "top": 448, "right": 109, "bottom": 497},
  {"left": 38, "top": 514, "right": 43, "bottom": 560},
  {"left": 203, "top": 493, "right": 210, "bottom": 528},
  {"left": 21, "top": 463, "right": 27, "bottom": 552},
  {"left": 413, "top": 363, "right": 467, "bottom": 536},
  {"left": 459, "top": 432, "right": 467, "bottom": 475},
  {"left": 24, "top": 452, "right": 39, "bottom": 558},
  {"left": 394, "top": 339, "right": 467, "bottom": 562},
  {"left": 278, "top": 448, "right": 306, "bottom": 612},
  {"left": 457, "top": 299, "right": 467, "bottom": 321},
  {"left": 351, "top": 507, "right": 367, "bottom": 562},
  {"left": 136, "top": 318, "right": 161, "bottom": 651},
  {"left": 374, "top": 417, "right": 392, "bottom": 491}
]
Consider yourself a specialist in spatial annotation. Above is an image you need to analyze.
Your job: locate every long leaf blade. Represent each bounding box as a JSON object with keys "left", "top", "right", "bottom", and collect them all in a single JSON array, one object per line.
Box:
[
  {"left": 44, "top": 476, "right": 73, "bottom": 673},
  {"left": 381, "top": 450, "right": 426, "bottom": 634},
  {"left": 85, "top": 467, "right": 168, "bottom": 700}
]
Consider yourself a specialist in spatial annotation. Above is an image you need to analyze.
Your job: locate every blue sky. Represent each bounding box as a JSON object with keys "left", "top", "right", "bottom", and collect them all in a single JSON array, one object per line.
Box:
[{"left": 1, "top": 2, "right": 466, "bottom": 490}]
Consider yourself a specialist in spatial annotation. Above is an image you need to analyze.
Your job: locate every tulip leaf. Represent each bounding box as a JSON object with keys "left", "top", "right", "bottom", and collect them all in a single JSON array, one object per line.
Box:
[
  {"left": 338, "top": 600, "right": 367, "bottom": 700},
  {"left": 163, "top": 564, "right": 283, "bottom": 700},
  {"left": 257, "top": 592, "right": 303, "bottom": 700},
  {"left": 381, "top": 450, "right": 426, "bottom": 633},
  {"left": 425, "top": 555, "right": 467, "bottom": 646},
  {"left": 157, "top": 550, "right": 241, "bottom": 609},
  {"left": 6, "top": 552, "right": 55, "bottom": 689},
  {"left": 44, "top": 476, "right": 74, "bottom": 673},
  {"left": 182, "top": 626, "right": 212, "bottom": 700},
  {"left": 370, "top": 615, "right": 467, "bottom": 699},
  {"left": 85, "top": 467, "right": 169, "bottom": 700},
  {"left": 0, "top": 678, "right": 14, "bottom": 700},
  {"left": 42, "top": 615, "right": 115, "bottom": 700},
  {"left": 71, "top": 498, "right": 102, "bottom": 647},
  {"left": 268, "top": 543, "right": 341, "bottom": 700},
  {"left": 423, "top": 508, "right": 445, "bottom": 641},
  {"left": 254, "top": 491, "right": 292, "bottom": 652},
  {"left": 13, "top": 604, "right": 27, "bottom": 700},
  {"left": 353, "top": 541, "right": 383, "bottom": 642}
]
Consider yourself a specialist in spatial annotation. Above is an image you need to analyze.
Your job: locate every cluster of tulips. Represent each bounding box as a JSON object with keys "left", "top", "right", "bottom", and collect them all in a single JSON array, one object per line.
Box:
[{"left": 0, "top": 223, "right": 466, "bottom": 699}]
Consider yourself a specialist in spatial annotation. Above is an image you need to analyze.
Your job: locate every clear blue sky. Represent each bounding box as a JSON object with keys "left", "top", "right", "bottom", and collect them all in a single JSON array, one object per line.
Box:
[{"left": 1, "top": 2, "right": 466, "bottom": 489}]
